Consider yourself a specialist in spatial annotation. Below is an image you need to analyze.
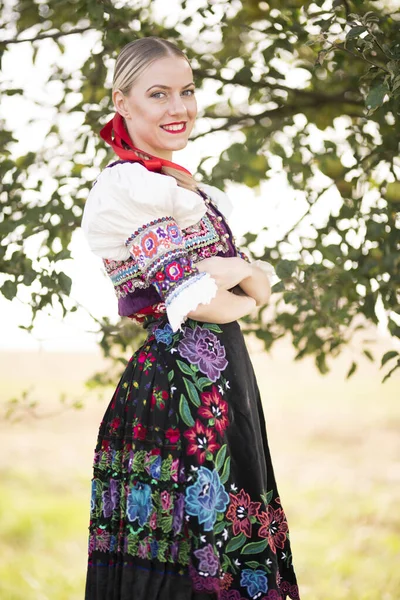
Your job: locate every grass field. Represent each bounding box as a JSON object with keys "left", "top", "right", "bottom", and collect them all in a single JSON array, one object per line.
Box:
[{"left": 0, "top": 334, "right": 399, "bottom": 600}]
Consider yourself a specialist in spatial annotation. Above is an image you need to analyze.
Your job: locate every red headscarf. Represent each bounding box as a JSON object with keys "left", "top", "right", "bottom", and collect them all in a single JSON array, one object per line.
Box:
[{"left": 100, "top": 112, "right": 192, "bottom": 176}]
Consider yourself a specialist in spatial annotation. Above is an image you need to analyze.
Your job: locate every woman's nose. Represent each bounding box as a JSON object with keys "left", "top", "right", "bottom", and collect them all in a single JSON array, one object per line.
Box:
[{"left": 168, "top": 93, "right": 187, "bottom": 116}]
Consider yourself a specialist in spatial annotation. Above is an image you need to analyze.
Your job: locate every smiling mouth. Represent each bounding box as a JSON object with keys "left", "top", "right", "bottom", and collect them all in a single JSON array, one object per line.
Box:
[{"left": 160, "top": 122, "right": 187, "bottom": 133}]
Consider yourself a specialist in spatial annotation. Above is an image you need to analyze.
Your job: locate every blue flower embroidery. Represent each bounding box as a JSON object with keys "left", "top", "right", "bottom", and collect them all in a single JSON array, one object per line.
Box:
[
  {"left": 240, "top": 569, "right": 268, "bottom": 598},
  {"left": 90, "top": 479, "right": 97, "bottom": 513},
  {"left": 185, "top": 467, "right": 229, "bottom": 531},
  {"left": 150, "top": 539, "right": 159, "bottom": 558},
  {"left": 150, "top": 455, "right": 162, "bottom": 480},
  {"left": 154, "top": 323, "right": 174, "bottom": 345},
  {"left": 126, "top": 482, "right": 152, "bottom": 526}
]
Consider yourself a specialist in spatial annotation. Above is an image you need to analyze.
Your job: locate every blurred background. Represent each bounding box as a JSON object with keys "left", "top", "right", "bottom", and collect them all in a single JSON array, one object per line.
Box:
[{"left": 1, "top": 0, "right": 399, "bottom": 599}]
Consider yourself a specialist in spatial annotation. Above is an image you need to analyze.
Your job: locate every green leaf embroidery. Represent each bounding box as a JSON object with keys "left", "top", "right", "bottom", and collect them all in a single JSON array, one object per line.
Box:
[
  {"left": 220, "top": 456, "right": 231, "bottom": 484},
  {"left": 202, "top": 323, "right": 223, "bottom": 333},
  {"left": 179, "top": 394, "right": 195, "bottom": 427},
  {"left": 214, "top": 520, "right": 227, "bottom": 534},
  {"left": 225, "top": 532, "right": 246, "bottom": 553},
  {"left": 183, "top": 377, "right": 201, "bottom": 407},
  {"left": 132, "top": 450, "right": 146, "bottom": 472},
  {"left": 241, "top": 539, "right": 269, "bottom": 554},
  {"left": 196, "top": 377, "right": 211, "bottom": 391},
  {"left": 176, "top": 360, "right": 195, "bottom": 377},
  {"left": 160, "top": 456, "right": 173, "bottom": 481},
  {"left": 159, "top": 515, "right": 173, "bottom": 533},
  {"left": 215, "top": 444, "right": 227, "bottom": 472},
  {"left": 167, "top": 370, "right": 174, "bottom": 382},
  {"left": 245, "top": 560, "right": 262, "bottom": 569}
]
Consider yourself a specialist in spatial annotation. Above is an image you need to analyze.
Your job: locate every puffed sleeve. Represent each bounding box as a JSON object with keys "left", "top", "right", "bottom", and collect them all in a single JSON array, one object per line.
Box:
[{"left": 81, "top": 162, "right": 218, "bottom": 331}]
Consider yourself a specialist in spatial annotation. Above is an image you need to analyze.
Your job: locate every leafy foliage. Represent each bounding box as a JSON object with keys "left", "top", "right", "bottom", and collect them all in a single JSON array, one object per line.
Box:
[{"left": 0, "top": 0, "right": 399, "bottom": 387}]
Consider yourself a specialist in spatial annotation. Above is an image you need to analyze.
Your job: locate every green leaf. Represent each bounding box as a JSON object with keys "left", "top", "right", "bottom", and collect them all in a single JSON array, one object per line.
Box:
[
  {"left": 363, "top": 349, "right": 374, "bottom": 362},
  {"left": 213, "top": 520, "right": 227, "bottom": 534},
  {"left": 202, "top": 323, "right": 223, "bottom": 333},
  {"left": 241, "top": 539, "right": 269, "bottom": 554},
  {"left": 366, "top": 83, "right": 389, "bottom": 111},
  {"left": 1, "top": 280, "right": 17, "bottom": 300},
  {"left": 215, "top": 444, "right": 227, "bottom": 472},
  {"left": 220, "top": 456, "right": 231, "bottom": 484},
  {"left": 275, "top": 260, "right": 297, "bottom": 279},
  {"left": 168, "top": 370, "right": 174, "bottom": 382},
  {"left": 196, "top": 377, "right": 211, "bottom": 391},
  {"left": 381, "top": 350, "right": 399, "bottom": 367},
  {"left": 183, "top": 378, "right": 201, "bottom": 407},
  {"left": 245, "top": 560, "right": 263, "bottom": 569},
  {"left": 346, "top": 361, "right": 357, "bottom": 379},
  {"left": 346, "top": 26, "right": 367, "bottom": 40},
  {"left": 179, "top": 394, "right": 195, "bottom": 427},
  {"left": 225, "top": 532, "right": 246, "bottom": 553},
  {"left": 58, "top": 272, "right": 72, "bottom": 295},
  {"left": 271, "top": 281, "right": 285, "bottom": 293},
  {"left": 176, "top": 360, "right": 195, "bottom": 377}
]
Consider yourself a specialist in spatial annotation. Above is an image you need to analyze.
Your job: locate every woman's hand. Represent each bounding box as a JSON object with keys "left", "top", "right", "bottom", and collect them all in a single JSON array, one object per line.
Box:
[
  {"left": 196, "top": 256, "right": 252, "bottom": 290},
  {"left": 196, "top": 256, "right": 271, "bottom": 307}
]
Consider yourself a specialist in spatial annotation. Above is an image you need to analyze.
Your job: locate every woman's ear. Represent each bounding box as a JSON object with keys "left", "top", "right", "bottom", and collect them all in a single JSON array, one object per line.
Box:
[{"left": 113, "top": 89, "right": 130, "bottom": 119}]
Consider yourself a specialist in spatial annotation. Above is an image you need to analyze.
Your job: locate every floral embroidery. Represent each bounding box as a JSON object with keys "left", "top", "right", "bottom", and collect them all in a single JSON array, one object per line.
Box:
[
  {"left": 194, "top": 543, "right": 220, "bottom": 576},
  {"left": 125, "top": 216, "right": 207, "bottom": 309},
  {"left": 198, "top": 385, "right": 229, "bottom": 434},
  {"left": 184, "top": 419, "right": 220, "bottom": 464},
  {"left": 178, "top": 325, "right": 228, "bottom": 382},
  {"left": 226, "top": 489, "right": 261, "bottom": 538},
  {"left": 240, "top": 568, "right": 269, "bottom": 597},
  {"left": 259, "top": 505, "right": 289, "bottom": 553},
  {"left": 154, "top": 322, "right": 174, "bottom": 345},
  {"left": 126, "top": 482, "right": 153, "bottom": 526},
  {"left": 185, "top": 466, "right": 230, "bottom": 531},
  {"left": 87, "top": 321, "right": 300, "bottom": 599}
]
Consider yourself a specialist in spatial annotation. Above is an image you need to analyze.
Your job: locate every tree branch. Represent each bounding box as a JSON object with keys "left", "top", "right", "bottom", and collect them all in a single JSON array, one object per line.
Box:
[
  {"left": 0, "top": 26, "right": 95, "bottom": 46},
  {"left": 192, "top": 95, "right": 364, "bottom": 140}
]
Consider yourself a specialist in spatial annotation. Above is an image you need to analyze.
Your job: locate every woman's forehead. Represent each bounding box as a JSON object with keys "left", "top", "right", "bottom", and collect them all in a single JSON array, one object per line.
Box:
[{"left": 135, "top": 56, "right": 193, "bottom": 89}]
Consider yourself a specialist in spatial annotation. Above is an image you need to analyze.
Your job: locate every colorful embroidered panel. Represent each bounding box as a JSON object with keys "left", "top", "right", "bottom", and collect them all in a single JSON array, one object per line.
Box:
[
  {"left": 103, "top": 195, "right": 249, "bottom": 303},
  {"left": 125, "top": 217, "right": 206, "bottom": 307}
]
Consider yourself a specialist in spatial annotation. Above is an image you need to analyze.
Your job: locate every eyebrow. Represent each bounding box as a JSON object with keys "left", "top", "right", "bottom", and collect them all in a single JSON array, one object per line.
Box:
[{"left": 146, "top": 82, "right": 195, "bottom": 92}]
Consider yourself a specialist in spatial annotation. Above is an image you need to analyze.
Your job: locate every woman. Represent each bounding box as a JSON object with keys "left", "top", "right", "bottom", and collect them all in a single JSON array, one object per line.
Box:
[{"left": 82, "top": 37, "right": 300, "bottom": 600}]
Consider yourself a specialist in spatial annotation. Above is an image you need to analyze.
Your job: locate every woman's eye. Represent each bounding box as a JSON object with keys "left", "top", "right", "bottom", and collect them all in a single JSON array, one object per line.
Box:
[
  {"left": 182, "top": 89, "right": 195, "bottom": 96},
  {"left": 151, "top": 91, "right": 165, "bottom": 99}
]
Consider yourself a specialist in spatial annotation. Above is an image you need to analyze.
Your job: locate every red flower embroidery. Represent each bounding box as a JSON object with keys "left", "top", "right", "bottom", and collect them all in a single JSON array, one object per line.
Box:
[
  {"left": 221, "top": 571, "right": 234, "bottom": 590},
  {"left": 151, "top": 388, "right": 169, "bottom": 410},
  {"left": 109, "top": 417, "right": 121, "bottom": 432},
  {"left": 166, "top": 260, "right": 184, "bottom": 281},
  {"left": 165, "top": 427, "right": 180, "bottom": 444},
  {"left": 133, "top": 424, "right": 147, "bottom": 441},
  {"left": 129, "top": 244, "right": 142, "bottom": 258},
  {"left": 141, "top": 231, "right": 159, "bottom": 258},
  {"left": 226, "top": 489, "right": 261, "bottom": 538},
  {"left": 258, "top": 505, "right": 288, "bottom": 553},
  {"left": 198, "top": 386, "right": 229, "bottom": 434},
  {"left": 183, "top": 420, "right": 220, "bottom": 464}
]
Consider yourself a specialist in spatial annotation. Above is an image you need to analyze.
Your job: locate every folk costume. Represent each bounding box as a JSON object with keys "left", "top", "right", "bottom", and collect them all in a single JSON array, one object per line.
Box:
[{"left": 81, "top": 113, "right": 300, "bottom": 600}]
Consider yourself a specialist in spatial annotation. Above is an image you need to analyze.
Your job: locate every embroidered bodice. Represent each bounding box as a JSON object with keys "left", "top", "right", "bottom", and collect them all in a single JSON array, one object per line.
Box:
[{"left": 81, "top": 161, "right": 274, "bottom": 331}]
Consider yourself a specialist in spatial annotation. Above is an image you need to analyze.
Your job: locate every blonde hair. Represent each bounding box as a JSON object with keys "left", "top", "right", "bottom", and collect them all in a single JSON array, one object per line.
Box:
[{"left": 113, "top": 37, "right": 199, "bottom": 193}]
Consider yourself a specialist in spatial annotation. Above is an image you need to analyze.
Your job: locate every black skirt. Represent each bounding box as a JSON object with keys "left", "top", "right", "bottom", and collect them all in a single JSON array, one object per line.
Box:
[{"left": 85, "top": 317, "right": 300, "bottom": 600}]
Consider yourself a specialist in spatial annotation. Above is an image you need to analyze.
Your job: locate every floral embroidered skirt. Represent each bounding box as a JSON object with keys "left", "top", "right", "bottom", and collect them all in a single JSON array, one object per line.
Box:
[{"left": 85, "top": 317, "right": 300, "bottom": 600}]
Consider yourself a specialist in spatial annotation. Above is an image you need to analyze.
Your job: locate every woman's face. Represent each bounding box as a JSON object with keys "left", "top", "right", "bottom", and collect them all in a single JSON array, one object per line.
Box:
[{"left": 113, "top": 56, "right": 197, "bottom": 160}]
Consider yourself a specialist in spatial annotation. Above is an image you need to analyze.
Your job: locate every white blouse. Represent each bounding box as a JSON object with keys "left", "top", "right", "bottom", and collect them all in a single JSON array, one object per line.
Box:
[{"left": 81, "top": 162, "right": 275, "bottom": 331}]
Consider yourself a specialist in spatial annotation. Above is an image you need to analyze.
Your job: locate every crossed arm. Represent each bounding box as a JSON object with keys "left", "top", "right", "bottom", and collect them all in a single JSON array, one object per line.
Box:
[{"left": 187, "top": 256, "right": 271, "bottom": 324}]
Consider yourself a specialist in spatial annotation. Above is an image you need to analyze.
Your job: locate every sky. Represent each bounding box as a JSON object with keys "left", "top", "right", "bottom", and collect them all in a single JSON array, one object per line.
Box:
[{"left": 0, "top": 1, "right": 395, "bottom": 352}]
